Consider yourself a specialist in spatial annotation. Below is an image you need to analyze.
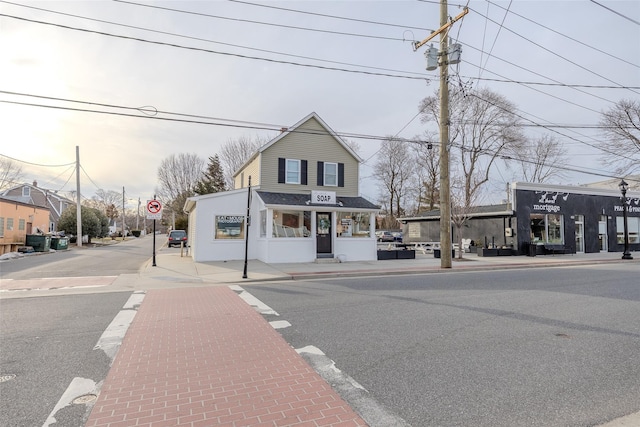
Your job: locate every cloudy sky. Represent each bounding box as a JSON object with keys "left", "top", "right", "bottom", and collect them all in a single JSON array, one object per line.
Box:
[{"left": 1, "top": 0, "right": 638, "bottom": 206}]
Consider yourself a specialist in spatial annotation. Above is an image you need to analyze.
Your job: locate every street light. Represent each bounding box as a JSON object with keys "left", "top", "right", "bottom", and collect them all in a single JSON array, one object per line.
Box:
[{"left": 619, "top": 179, "right": 633, "bottom": 260}]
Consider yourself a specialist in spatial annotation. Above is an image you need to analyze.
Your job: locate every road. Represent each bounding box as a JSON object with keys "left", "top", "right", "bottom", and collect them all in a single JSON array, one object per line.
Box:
[
  {"left": 244, "top": 262, "right": 640, "bottom": 427},
  {"left": 0, "top": 237, "right": 157, "bottom": 427}
]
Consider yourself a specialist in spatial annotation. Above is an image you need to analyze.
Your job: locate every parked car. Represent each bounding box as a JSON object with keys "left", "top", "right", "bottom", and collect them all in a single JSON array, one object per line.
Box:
[
  {"left": 167, "top": 230, "right": 188, "bottom": 247},
  {"left": 377, "top": 231, "right": 395, "bottom": 242},
  {"left": 392, "top": 232, "right": 403, "bottom": 242}
]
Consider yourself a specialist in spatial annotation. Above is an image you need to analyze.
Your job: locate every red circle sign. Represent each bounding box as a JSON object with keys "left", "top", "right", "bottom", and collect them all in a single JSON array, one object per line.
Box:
[{"left": 147, "top": 200, "right": 162, "bottom": 214}]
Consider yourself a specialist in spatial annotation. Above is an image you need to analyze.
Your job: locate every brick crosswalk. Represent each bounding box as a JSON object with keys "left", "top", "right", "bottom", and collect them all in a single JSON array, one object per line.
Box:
[{"left": 85, "top": 286, "right": 368, "bottom": 427}]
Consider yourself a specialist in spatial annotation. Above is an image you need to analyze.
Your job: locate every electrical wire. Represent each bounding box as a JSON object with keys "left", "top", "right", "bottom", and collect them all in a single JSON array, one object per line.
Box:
[
  {"left": 0, "top": 153, "right": 75, "bottom": 168},
  {"left": 589, "top": 0, "right": 640, "bottom": 26},
  {"left": 0, "top": 14, "right": 428, "bottom": 81}
]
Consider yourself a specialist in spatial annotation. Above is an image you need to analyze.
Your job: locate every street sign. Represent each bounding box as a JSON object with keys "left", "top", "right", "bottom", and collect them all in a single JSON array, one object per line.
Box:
[{"left": 146, "top": 199, "right": 163, "bottom": 220}]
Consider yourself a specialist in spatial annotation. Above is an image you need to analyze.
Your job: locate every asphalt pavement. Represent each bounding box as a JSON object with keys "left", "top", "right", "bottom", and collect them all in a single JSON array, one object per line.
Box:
[{"left": 3, "top": 246, "right": 639, "bottom": 426}]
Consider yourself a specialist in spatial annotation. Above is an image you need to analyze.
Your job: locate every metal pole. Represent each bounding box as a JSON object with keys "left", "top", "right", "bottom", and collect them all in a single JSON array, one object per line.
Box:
[
  {"left": 438, "top": 0, "right": 452, "bottom": 268},
  {"left": 621, "top": 181, "right": 633, "bottom": 260},
  {"left": 75, "top": 146, "right": 82, "bottom": 247},
  {"left": 242, "top": 176, "right": 252, "bottom": 279},
  {"left": 152, "top": 219, "right": 157, "bottom": 266}
]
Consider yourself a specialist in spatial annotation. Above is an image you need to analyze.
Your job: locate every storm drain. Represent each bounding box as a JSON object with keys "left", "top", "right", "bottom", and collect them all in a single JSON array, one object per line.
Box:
[
  {"left": 555, "top": 333, "right": 571, "bottom": 338},
  {"left": 0, "top": 374, "right": 16, "bottom": 383}
]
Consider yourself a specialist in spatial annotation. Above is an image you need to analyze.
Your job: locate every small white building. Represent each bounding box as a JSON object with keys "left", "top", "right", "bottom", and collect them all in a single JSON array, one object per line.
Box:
[{"left": 184, "top": 112, "right": 380, "bottom": 263}]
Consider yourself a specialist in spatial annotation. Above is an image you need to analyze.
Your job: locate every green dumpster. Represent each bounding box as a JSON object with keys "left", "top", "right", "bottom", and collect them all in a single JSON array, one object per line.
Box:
[
  {"left": 50, "top": 237, "right": 69, "bottom": 250},
  {"left": 25, "top": 235, "right": 51, "bottom": 252}
]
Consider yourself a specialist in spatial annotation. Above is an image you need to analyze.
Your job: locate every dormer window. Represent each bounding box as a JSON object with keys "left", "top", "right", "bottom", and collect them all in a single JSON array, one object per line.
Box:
[{"left": 22, "top": 186, "right": 30, "bottom": 197}]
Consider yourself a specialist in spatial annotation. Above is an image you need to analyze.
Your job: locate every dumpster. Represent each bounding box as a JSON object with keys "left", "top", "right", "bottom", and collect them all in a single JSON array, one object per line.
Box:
[
  {"left": 25, "top": 235, "right": 51, "bottom": 252},
  {"left": 50, "top": 237, "right": 69, "bottom": 250}
]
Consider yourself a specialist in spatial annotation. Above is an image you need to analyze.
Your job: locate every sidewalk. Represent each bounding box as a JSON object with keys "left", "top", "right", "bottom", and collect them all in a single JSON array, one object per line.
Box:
[{"left": 84, "top": 250, "right": 637, "bottom": 427}]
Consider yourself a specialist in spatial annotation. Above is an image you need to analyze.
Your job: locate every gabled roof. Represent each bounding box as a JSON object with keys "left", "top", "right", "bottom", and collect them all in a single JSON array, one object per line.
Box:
[
  {"left": 257, "top": 191, "right": 379, "bottom": 210},
  {"left": 232, "top": 112, "right": 362, "bottom": 178}
]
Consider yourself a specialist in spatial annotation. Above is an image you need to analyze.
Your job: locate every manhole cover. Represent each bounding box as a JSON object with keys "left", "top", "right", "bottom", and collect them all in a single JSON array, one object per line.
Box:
[
  {"left": 0, "top": 374, "right": 16, "bottom": 383},
  {"left": 72, "top": 394, "right": 97, "bottom": 404}
]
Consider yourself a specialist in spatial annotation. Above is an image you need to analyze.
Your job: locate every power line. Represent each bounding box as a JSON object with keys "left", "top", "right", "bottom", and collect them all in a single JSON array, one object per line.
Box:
[
  {"left": 113, "top": 0, "right": 405, "bottom": 42},
  {"left": 0, "top": 1, "right": 427, "bottom": 78},
  {"left": 0, "top": 153, "right": 75, "bottom": 168},
  {"left": 589, "top": 0, "right": 640, "bottom": 26},
  {"left": 0, "top": 14, "right": 428, "bottom": 81}
]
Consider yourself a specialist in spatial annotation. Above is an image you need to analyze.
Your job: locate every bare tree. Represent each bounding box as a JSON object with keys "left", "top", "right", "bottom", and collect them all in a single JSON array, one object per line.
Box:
[
  {"left": 450, "top": 177, "right": 483, "bottom": 259},
  {"left": 374, "top": 137, "right": 414, "bottom": 228},
  {"left": 507, "top": 134, "right": 568, "bottom": 183},
  {"left": 85, "top": 189, "right": 122, "bottom": 212},
  {"left": 219, "top": 135, "right": 268, "bottom": 189},
  {"left": 412, "top": 133, "right": 440, "bottom": 213},
  {"left": 420, "top": 87, "right": 524, "bottom": 207},
  {"left": 599, "top": 99, "right": 640, "bottom": 175},
  {"left": 0, "top": 157, "right": 24, "bottom": 191},
  {"left": 156, "top": 153, "right": 206, "bottom": 218}
]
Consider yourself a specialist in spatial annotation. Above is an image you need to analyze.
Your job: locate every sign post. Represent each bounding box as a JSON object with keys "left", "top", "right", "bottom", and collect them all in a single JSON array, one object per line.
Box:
[{"left": 146, "top": 198, "right": 163, "bottom": 266}]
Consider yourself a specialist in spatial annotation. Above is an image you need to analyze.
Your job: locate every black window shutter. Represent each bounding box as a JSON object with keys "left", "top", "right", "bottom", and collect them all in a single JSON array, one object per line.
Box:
[
  {"left": 278, "top": 158, "right": 285, "bottom": 183},
  {"left": 317, "top": 161, "right": 324, "bottom": 186},
  {"left": 338, "top": 163, "right": 344, "bottom": 187},
  {"left": 301, "top": 160, "right": 308, "bottom": 185}
]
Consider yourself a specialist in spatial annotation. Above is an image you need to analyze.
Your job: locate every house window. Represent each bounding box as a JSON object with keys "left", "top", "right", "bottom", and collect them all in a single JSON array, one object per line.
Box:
[
  {"left": 0, "top": 217, "right": 4, "bottom": 237},
  {"left": 19, "top": 219, "right": 25, "bottom": 230},
  {"left": 324, "top": 162, "right": 338, "bottom": 187},
  {"left": 317, "top": 161, "right": 345, "bottom": 187},
  {"left": 7, "top": 218, "right": 14, "bottom": 231},
  {"left": 22, "top": 187, "right": 30, "bottom": 197},
  {"left": 272, "top": 210, "right": 311, "bottom": 238},
  {"left": 336, "top": 212, "right": 371, "bottom": 237},
  {"left": 286, "top": 159, "right": 300, "bottom": 184},
  {"left": 214, "top": 215, "right": 245, "bottom": 239},
  {"left": 616, "top": 216, "right": 640, "bottom": 244},
  {"left": 530, "top": 213, "right": 563, "bottom": 244}
]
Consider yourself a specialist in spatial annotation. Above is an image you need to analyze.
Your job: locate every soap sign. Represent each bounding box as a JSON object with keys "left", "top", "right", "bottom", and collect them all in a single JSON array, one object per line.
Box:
[{"left": 311, "top": 190, "right": 336, "bottom": 205}]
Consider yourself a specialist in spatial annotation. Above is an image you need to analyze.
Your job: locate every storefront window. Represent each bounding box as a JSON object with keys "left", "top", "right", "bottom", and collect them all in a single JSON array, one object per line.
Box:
[
  {"left": 616, "top": 217, "right": 640, "bottom": 244},
  {"left": 336, "top": 212, "right": 371, "bottom": 237},
  {"left": 272, "top": 210, "right": 311, "bottom": 238},
  {"left": 260, "top": 210, "right": 266, "bottom": 237},
  {"left": 215, "top": 215, "right": 245, "bottom": 239},
  {"left": 530, "top": 213, "right": 563, "bottom": 243}
]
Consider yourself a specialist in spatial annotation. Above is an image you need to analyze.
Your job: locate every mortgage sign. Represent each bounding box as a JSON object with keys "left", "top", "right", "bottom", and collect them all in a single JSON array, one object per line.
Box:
[{"left": 146, "top": 199, "right": 163, "bottom": 220}]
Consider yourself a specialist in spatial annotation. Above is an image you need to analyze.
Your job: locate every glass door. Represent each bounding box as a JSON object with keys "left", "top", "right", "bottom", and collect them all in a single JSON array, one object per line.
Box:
[
  {"left": 575, "top": 215, "right": 584, "bottom": 253},
  {"left": 598, "top": 215, "right": 608, "bottom": 252},
  {"left": 316, "top": 212, "right": 332, "bottom": 256}
]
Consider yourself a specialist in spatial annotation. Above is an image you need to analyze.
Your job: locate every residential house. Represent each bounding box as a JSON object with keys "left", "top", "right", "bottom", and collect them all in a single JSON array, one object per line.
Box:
[
  {"left": 184, "top": 112, "right": 380, "bottom": 263},
  {"left": 1, "top": 181, "right": 75, "bottom": 233},
  {"left": 0, "top": 195, "right": 50, "bottom": 254}
]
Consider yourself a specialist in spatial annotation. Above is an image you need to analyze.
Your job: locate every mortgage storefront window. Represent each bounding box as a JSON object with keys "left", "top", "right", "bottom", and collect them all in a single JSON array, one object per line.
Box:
[
  {"left": 616, "top": 216, "right": 640, "bottom": 244},
  {"left": 336, "top": 212, "right": 370, "bottom": 237},
  {"left": 530, "top": 213, "right": 564, "bottom": 243},
  {"left": 272, "top": 210, "right": 311, "bottom": 238},
  {"left": 215, "top": 215, "right": 245, "bottom": 239}
]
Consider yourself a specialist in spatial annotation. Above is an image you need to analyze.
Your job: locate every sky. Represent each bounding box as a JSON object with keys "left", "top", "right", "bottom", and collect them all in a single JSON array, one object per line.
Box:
[{"left": 1, "top": 0, "right": 639, "bottom": 208}]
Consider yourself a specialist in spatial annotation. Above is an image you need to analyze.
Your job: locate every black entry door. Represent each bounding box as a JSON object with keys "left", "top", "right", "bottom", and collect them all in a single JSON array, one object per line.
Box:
[{"left": 316, "top": 212, "right": 332, "bottom": 255}]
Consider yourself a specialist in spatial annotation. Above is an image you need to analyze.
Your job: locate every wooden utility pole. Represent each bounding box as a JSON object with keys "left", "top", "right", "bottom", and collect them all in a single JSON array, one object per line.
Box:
[{"left": 438, "top": 0, "right": 452, "bottom": 268}]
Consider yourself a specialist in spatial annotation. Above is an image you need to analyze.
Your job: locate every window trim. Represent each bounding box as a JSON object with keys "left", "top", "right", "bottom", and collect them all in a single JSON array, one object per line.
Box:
[
  {"left": 323, "top": 162, "right": 338, "bottom": 187},
  {"left": 285, "top": 159, "right": 301, "bottom": 184}
]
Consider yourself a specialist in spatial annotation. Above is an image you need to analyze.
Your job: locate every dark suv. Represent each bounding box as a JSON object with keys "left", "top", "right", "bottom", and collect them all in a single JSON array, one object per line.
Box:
[{"left": 167, "top": 230, "right": 188, "bottom": 247}]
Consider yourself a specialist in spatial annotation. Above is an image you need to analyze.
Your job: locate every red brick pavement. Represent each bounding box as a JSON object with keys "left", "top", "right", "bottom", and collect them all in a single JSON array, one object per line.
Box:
[{"left": 85, "top": 286, "right": 368, "bottom": 427}]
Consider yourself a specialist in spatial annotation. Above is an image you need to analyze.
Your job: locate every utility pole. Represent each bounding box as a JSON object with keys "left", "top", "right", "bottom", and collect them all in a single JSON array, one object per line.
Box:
[
  {"left": 75, "top": 146, "right": 82, "bottom": 247},
  {"left": 122, "top": 186, "right": 126, "bottom": 238},
  {"left": 413, "top": 2, "right": 467, "bottom": 268},
  {"left": 438, "top": 0, "right": 452, "bottom": 268}
]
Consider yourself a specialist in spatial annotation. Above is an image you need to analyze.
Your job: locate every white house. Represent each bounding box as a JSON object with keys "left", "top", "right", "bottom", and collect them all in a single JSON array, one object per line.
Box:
[{"left": 184, "top": 112, "right": 380, "bottom": 263}]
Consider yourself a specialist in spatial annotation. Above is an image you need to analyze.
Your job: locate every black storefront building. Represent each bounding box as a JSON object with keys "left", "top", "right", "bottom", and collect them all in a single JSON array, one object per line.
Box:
[
  {"left": 401, "top": 182, "right": 640, "bottom": 256},
  {"left": 513, "top": 182, "right": 639, "bottom": 255}
]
